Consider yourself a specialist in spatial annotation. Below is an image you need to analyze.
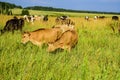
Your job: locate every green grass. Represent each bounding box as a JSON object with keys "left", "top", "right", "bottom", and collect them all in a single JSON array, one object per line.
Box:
[
  {"left": 0, "top": 12, "right": 120, "bottom": 80},
  {"left": 0, "top": 27, "right": 120, "bottom": 80}
]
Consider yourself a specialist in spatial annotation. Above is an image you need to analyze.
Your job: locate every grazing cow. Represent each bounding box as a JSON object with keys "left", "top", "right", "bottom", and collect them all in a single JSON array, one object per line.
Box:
[
  {"left": 112, "top": 16, "right": 119, "bottom": 21},
  {"left": 43, "top": 15, "right": 48, "bottom": 21},
  {"left": 34, "top": 15, "right": 44, "bottom": 21},
  {"left": 52, "top": 24, "right": 75, "bottom": 33},
  {"left": 98, "top": 16, "right": 105, "bottom": 19},
  {"left": 1, "top": 17, "right": 24, "bottom": 34},
  {"left": 85, "top": 16, "right": 89, "bottom": 21},
  {"left": 55, "top": 16, "right": 75, "bottom": 27},
  {"left": 61, "top": 19, "right": 75, "bottom": 26},
  {"left": 55, "top": 16, "right": 63, "bottom": 24},
  {"left": 47, "top": 30, "right": 78, "bottom": 52},
  {"left": 23, "top": 15, "right": 35, "bottom": 24},
  {"left": 55, "top": 15, "right": 69, "bottom": 24},
  {"left": 94, "top": 16, "right": 98, "bottom": 20},
  {"left": 21, "top": 27, "right": 64, "bottom": 47},
  {"left": 61, "top": 15, "right": 69, "bottom": 20}
]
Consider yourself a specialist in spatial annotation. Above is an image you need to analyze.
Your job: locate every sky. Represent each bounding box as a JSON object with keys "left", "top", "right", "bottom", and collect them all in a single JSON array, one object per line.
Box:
[{"left": 1, "top": 0, "right": 120, "bottom": 12}]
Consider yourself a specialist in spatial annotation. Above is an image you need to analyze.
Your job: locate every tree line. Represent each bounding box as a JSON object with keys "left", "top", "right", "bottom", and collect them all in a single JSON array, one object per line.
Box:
[
  {"left": 0, "top": 1, "right": 22, "bottom": 15},
  {"left": 0, "top": 1, "right": 120, "bottom": 15},
  {"left": 25, "top": 6, "right": 120, "bottom": 15}
]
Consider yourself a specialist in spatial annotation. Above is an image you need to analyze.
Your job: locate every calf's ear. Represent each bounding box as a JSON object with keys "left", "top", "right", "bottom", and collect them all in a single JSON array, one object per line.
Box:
[
  {"left": 48, "top": 43, "right": 53, "bottom": 46},
  {"left": 28, "top": 32, "right": 31, "bottom": 36},
  {"left": 22, "top": 31, "right": 31, "bottom": 36}
]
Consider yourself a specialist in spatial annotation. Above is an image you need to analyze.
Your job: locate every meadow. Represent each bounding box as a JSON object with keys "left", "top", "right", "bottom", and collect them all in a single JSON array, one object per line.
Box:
[{"left": 0, "top": 10, "right": 120, "bottom": 80}]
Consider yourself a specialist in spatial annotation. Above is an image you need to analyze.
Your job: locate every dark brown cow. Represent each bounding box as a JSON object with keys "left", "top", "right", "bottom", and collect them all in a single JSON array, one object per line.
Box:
[
  {"left": 98, "top": 16, "right": 105, "bottom": 19},
  {"left": 1, "top": 17, "right": 24, "bottom": 34},
  {"left": 112, "top": 16, "right": 119, "bottom": 21},
  {"left": 43, "top": 15, "right": 48, "bottom": 21}
]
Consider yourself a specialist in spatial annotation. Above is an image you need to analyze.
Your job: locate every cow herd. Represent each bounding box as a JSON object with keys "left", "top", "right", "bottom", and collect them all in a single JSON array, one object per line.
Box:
[
  {"left": 85, "top": 16, "right": 106, "bottom": 21},
  {"left": 23, "top": 15, "right": 48, "bottom": 24},
  {"left": 0, "top": 15, "right": 119, "bottom": 52}
]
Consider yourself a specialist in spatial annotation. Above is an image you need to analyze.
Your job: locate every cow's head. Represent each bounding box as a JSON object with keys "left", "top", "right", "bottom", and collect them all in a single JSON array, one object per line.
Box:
[
  {"left": 21, "top": 32, "right": 31, "bottom": 44},
  {"left": 47, "top": 44, "right": 56, "bottom": 52}
]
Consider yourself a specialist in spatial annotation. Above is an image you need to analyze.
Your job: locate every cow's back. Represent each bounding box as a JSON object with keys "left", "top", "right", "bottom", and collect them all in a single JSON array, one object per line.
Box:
[
  {"left": 54, "top": 30, "right": 78, "bottom": 47},
  {"left": 47, "top": 30, "right": 78, "bottom": 52},
  {"left": 29, "top": 28, "right": 63, "bottom": 43}
]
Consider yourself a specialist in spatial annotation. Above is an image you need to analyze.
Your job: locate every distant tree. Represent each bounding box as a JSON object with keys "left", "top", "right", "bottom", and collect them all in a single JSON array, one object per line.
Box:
[
  {"left": 7, "top": 9, "right": 12, "bottom": 15},
  {"left": 21, "top": 9, "right": 29, "bottom": 15},
  {"left": 0, "top": 1, "right": 22, "bottom": 15}
]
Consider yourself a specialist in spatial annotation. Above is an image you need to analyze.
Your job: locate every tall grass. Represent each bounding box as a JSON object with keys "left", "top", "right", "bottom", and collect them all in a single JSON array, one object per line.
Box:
[{"left": 0, "top": 15, "right": 120, "bottom": 80}]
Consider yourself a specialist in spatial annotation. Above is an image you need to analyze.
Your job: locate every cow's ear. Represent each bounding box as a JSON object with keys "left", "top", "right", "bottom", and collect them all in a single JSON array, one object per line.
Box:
[
  {"left": 48, "top": 43, "right": 53, "bottom": 46},
  {"left": 28, "top": 32, "right": 31, "bottom": 36},
  {"left": 25, "top": 31, "right": 31, "bottom": 36},
  {"left": 23, "top": 31, "right": 29, "bottom": 34},
  {"left": 22, "top": 31, "right": 27, "bottom": 34},
  {"left": 23, "top": 31, "right": 31, "bottom": 36},
  {"left": 52, "top": 25, "right": 55, "bottom": 28}
]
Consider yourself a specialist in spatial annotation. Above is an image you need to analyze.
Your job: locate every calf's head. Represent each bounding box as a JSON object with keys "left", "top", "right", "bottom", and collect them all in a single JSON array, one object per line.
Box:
[
  {"left": 21, "top": 32, "right": 31, "bottom": 44},
  {"left": 47, "top": 44, "right": 56, "bottom": 52}
]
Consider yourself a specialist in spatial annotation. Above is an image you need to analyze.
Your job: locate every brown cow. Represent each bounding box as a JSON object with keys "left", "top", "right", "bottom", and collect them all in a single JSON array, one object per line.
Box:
[
  {"left": 47, "top": 30, "right": 78, "bottom": 52},
  {"left": 21, "top": 28, "right": 63, "bottom": 47}
]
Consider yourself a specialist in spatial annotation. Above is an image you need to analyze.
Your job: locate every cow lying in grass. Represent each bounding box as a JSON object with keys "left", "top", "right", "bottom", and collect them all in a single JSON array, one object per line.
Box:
[{"left": 47, "top": 30, "right": 78, "bottom": 52}]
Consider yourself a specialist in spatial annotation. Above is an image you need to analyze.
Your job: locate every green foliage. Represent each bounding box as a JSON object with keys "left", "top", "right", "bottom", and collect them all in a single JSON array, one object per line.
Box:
[
  {"left": 0, "top": 1, "right": 22, "bottom": 15},
  {"left": 0, "top": 1, "right": 22, "bottom": 9},
  {"left": 21, "top": 9, "right": 29, "bottom": 15},
  {"left": 7, "top": 9, "right": 12, "bottom": 15},
  {"left": 0, "top": 26, "right": 120, "bottom": 80},
  {"left": 25, "top": 6, "right": 120, "bottom": 15}
]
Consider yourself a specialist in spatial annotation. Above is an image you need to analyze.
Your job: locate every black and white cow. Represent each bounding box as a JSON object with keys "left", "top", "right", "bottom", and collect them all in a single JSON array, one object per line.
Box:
[
  {"left": 23, "top": 15, "right": 35, "bottom": 24},
  {"left": 85, "top": 16, "right": 89, "bottom": 21}
]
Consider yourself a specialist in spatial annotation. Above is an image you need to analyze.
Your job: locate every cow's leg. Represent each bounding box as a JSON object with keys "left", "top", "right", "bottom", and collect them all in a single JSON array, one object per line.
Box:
[
  {"left": 10, "top": 26, "right": 14, "bottom": 34},
  {"left": 19, "top": 27, "right": 22, "bottom": 32},
  {"left": 118, "top": 26, "right": 120, "bottom": 34},
  {"left": 65, "top": 46, "right": 71, "bottom": 52},
  {"left": 11, "top": 29, "right": 14, "bottom": 34},
  {"left": 0, "top": 30, "right": 4, "bottom": 34},
  {"left": 111, "top": 26, "right": 115, "bottom": 33},
  {"left": 0, "top": 29, "right": 4, "bottom": 35}
]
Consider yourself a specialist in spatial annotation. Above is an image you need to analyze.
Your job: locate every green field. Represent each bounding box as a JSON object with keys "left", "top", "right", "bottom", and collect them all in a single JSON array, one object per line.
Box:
[
  {"left": 11, "top": 8, "right": 120, "bottom": 17},
  {"left": 0, "top": 10, "right": 120, "bottom": 80}
]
